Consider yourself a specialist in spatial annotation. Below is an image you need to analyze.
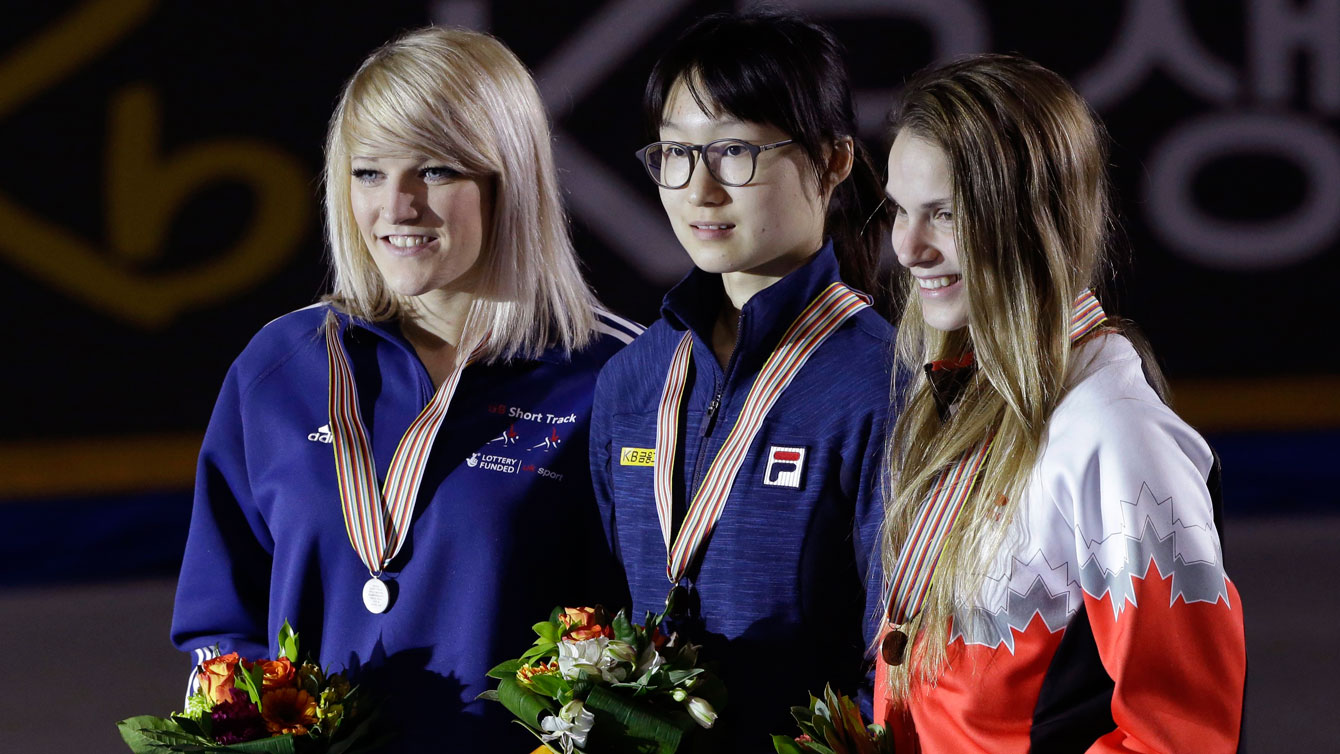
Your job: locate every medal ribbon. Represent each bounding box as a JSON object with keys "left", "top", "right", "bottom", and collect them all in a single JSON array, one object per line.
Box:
[
  {"left": 324, "top": 320, "right": 486, "bottom": 578},
  {"left": 884, "top": 289, "right": 1108, "bottom": 630},
  {"left": 654, "top": 282, "right": 871, "bottom": 584}
]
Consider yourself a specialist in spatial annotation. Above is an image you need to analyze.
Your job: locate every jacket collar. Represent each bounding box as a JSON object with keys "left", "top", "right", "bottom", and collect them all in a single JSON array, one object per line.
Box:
[
  {"left": 332, "top": 307, "right": 566, "bottom": 365},
  {"left": 660, "top": 240, "right": 844, "bottom": 362}
]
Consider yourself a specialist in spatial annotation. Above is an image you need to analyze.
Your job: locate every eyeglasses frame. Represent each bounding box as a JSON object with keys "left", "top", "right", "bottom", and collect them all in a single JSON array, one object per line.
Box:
[{"left": 634, "top": 138, "right": 796, "bottom": 189}]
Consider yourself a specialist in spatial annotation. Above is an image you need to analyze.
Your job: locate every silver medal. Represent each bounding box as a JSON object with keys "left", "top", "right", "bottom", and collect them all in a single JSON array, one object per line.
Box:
[{"left": 362, "top": 577, "right": 390, "bottom": 614}]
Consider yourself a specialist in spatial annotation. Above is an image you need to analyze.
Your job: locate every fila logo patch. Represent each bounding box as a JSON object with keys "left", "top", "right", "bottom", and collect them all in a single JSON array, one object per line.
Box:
[
  {"left": 620, "top": 447, "right": 655, "bottom": 466},
  {"left": 764, "top": 446, "right": 805, "bottom": 488}
]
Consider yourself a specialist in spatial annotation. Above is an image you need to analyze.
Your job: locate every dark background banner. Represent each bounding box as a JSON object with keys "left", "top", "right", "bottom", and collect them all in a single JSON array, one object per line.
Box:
[
  {"left": 2, "top": 3, "right": 1336, "bottom": 751},
  {"left": 2, "top": 0, "right": 1336, "bottom": 499}
]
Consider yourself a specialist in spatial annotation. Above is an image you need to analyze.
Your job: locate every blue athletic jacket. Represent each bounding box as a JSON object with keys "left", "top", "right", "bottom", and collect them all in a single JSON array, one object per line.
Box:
[
  {"left": 589, "top": 244, "right": 896, "bottom": 747},
  {"left": 171, "top": 303, "right": 638, "bottom": 752}
]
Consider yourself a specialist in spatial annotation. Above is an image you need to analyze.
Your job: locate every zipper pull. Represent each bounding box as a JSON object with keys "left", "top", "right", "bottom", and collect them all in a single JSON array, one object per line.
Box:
[{"left": 699, "top": 394, "right": 721, "bottom": 437}]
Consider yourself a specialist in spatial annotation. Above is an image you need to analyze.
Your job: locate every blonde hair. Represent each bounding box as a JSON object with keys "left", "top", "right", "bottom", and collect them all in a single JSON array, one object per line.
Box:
[
  {"left": 322, "top": 26, "right": 596, "bottom": 361},
  {"left": 880, "top": 54, "right": 1131, "bottom": 699}
]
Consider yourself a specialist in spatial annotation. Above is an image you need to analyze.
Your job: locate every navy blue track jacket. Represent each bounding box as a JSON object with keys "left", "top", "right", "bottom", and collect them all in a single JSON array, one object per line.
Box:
[
  {"left": 590, "top": 244, "right": 896, "bottom": 748},
  {"left": 171, "top": 303, "right": 638, "bottom": 752}
]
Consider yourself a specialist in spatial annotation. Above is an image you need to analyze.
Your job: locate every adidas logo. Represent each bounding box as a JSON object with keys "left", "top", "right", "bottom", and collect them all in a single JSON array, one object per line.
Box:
[{"left": 308, "top": 424, "right": 333, "bottom": 444}]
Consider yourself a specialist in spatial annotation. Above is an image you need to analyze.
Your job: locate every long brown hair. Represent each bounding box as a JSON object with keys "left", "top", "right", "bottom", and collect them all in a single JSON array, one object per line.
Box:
[{"left": 879, "top": 54, "right": 1159, "bottom": 698}]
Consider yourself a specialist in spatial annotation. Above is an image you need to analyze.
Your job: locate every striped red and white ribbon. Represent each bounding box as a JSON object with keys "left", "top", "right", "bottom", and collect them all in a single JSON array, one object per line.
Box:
[
  {"left": 324, "top": 320, "right": 486, "bottom": 589},
  {"left": 653, "top": 282, "right": 871, "bottom": 585},
  {"left": 883, "top": 289, "right": 1108, "bottom": 653}
]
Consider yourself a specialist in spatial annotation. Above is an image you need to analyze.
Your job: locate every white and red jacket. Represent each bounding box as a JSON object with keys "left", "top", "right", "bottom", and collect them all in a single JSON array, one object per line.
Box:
[{"left": 876, "top": 334, "right": 1246, "bottom": 753}]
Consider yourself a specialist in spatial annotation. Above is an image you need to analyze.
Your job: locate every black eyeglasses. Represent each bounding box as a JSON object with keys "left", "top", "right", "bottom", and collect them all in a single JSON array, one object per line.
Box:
[{"left": 635, "top": 138, "right": 795, "bottom": 189}]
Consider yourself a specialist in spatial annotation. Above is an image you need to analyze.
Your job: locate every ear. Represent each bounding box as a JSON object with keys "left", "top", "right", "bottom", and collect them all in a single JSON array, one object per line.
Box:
[{"left": 823, "top": 136, "right": 855, "bottom": 193}]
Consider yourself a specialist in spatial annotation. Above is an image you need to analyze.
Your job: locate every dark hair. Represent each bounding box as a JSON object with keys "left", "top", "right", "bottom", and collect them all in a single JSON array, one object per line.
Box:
[{"left": 644, "top": 9, "right": 887, "bottom": 309}]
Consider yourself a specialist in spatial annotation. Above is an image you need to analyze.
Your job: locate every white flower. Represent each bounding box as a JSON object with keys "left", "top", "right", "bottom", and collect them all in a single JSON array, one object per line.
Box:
[
  {"left": 539, "top": 700, "right": 596, "bottom": 754},
  {"left": 603, "top": 639, "right": 637, "bottom": 666},
  {"left": 556, "top": 637, "right": 608, "bottom": 680},
  {"left": 556, "top": 637, "right": 630, "bottom": 683},
  {"left": 685, "top": 696, "right": 717, "bottom": 729}
]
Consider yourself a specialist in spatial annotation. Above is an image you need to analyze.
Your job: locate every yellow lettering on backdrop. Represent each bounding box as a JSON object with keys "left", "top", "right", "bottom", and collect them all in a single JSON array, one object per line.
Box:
[{"left": 0, "top": 0, "right": 308, "bottom": 328}]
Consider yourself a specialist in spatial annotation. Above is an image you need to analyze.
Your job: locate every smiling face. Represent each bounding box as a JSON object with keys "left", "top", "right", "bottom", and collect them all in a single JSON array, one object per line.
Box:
[
  {"left": 656, "top": 80, "right": 829, "bottom": 298},
  {"left": 349, "top": 153, "right": 491, "bottom": 298},
  {"left": 886, "top": 133, "right": 967, "bottom": 331}
]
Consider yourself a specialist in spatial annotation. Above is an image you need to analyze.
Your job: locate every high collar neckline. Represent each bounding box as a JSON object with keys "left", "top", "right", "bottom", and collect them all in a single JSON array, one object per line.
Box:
[
  {"left": 333, "top": 308, "right": 566, "bottom": 365},
  {"left": 660, "top": 240, "right": 845, "bottom": 359}
]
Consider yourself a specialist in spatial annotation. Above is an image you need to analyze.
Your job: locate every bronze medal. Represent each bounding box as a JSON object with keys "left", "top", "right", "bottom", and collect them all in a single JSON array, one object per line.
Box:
[{"left": 881, "top": 628, "right": 909, "bottom": 666}]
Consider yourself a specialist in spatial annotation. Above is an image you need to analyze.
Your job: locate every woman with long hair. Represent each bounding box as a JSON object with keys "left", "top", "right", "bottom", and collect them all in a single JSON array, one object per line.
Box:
[
  {"left": 590, "top": 10, "right": 895, "bottom": 747},
  {"left": 875, "top": 53, "right": 1245, "bottom": 752},
  {"left": 171, "top": 27, "right": 638, "bottom": 750}
]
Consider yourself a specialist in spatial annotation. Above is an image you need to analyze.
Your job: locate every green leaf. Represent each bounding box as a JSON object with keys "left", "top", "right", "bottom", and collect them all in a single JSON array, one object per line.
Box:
[
  {"left": 836, "top": 694, "right": 875, "bottom": 754},
  {"left": 664, "top": 668, "right": 704, "bottom": 686},
  {"left": 527, "top": 672, "right": 569, "bottom": 700},
  {"left": 169, "top": 714, "right": 209, "bottom": 740},
  {"left": 612, "top": 610, "right": 638, "bottom": 644},
  {"left": 813, "top": 715, "right": 840, "bottom": 750},
  {"left": 213, "top": 734, "right": 297, "bottom": 753},
  {"left": 486, "top": 659, "right": 525, "bottom": 679},
  {"left": 475, "top": 690, "right": 501, "bottom": 702},
  {"left": 585, "top": 684, "right": 693, "bottom": 754},
  {"left": 116, "top": 715, "right": 196, "bottom": 753},
  {"left": 533, "top": 621, "right": 561, "bottom": 642},
  {"left": 278, "top": 620, "right": 299, "bottom": 663},
  {"left": 520, "top": 640, "right": 556, "bottom": 662},
  {"left": 235, "top": 662, "right": 264, "bottom": 710},
  {"left": 496, "top": 676, "right": 556, "bottom": 729},
  {"left": 569, "top": 674, "right": 594, "bottom": 700}
]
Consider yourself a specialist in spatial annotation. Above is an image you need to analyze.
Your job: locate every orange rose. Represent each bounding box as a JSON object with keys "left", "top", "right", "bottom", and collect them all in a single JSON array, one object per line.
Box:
[
  {"left": 261, "top": 687, "right": 319, "bottom": 735},
  {"left": 560, "top": 606, "right": 612, "bottom": 641},
  {"left": 198, "top": 653, "right": 243, "bottom": 706},
  {"left": 260, "top": 657, "right": 296, "bottom": 690}
]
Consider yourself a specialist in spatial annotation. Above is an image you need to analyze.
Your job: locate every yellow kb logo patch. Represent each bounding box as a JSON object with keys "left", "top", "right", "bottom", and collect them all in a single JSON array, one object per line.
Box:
[{"left": 620, "top": 447, "right": 655, "bottom": 467}]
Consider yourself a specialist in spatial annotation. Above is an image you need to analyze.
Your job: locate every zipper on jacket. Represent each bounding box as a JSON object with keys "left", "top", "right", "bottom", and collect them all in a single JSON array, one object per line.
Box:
[
  {"left": 687, "top": 310, "right": 747, "bottom": 507},
  {"left": 697, "top": 310, "right": 745, "bottom": 439},
  {"left": 699, "top": 394, "right": 721, "bottom": 437}
]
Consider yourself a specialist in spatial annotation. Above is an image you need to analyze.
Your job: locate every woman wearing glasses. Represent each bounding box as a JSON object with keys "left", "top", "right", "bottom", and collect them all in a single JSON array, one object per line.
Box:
[
  {"left": 589, "top": 10, "right": 895, "bottom": 746},
  {"left": 874, "top": 55, "right": 1245, "bottom": 751},
  {"left": 171, "top": 27, "right": 638, "bottom": 751}
]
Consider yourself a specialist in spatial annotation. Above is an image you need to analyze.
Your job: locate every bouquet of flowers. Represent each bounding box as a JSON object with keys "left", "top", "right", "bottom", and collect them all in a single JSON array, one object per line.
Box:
[
  {"left": 117, "top": 621, "right": 382, "bottom": 753},
  {"left": 480, "top": 605, "right": 727, "bottom": 753},
  {"left": 771, "top": 685, "right": 895, "bottom": 754}
]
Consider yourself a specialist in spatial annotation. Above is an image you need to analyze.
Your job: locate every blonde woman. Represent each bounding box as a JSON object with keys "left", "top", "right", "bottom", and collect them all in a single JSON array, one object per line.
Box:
[
  {"left": 171, "top": 27, "right": 638, "bottom": 750},
  {"left": 875, "top": 54, "right": 1246, "bottom": 752}
]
